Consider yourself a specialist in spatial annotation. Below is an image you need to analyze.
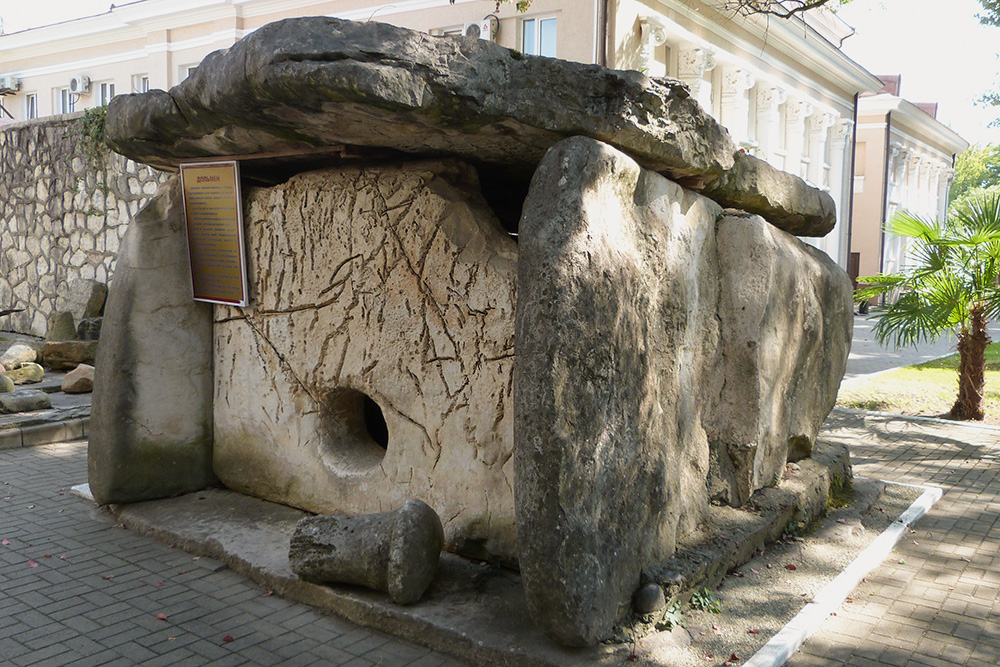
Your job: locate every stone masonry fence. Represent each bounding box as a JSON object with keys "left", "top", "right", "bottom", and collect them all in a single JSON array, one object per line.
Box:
[{"left": 0, "top": 113, "right": 167, "bottom": 337}]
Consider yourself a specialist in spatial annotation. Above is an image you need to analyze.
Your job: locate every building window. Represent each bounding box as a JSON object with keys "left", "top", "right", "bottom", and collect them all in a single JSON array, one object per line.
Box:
[
  {"left": 522, "top": 16, "right": 556, "bottom": 58},
  {"left": 135, "top": 74, "right": 150, "bottom": 93},
  {"left": 57, "top": 88, "right": 76, "bottom": 114},
  {"left": 25, "top": 94, "right": 38, "bottom": 120},
  {"left": 98, "top": 81, "right": 116, "bottom": 106}
]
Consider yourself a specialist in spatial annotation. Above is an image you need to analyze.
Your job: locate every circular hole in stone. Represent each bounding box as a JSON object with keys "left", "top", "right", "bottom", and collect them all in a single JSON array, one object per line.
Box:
[{"left": 320, "top": 388, "right": 389, "bottom": 473}]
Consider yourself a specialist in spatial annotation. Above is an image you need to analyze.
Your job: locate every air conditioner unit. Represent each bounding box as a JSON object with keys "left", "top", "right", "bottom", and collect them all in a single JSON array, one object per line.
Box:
[
  {"left": 69, "top": 75, "right": 91, "bottom": 95},
  {"left": 0, "top": 75, "right": 20, "bottom": 94},
  {"left": 463, "top": 17, "right": 498, "bottom": 41}
]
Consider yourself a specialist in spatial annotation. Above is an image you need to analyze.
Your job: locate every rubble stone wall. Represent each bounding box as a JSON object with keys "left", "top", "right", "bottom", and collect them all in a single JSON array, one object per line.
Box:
[{"left": 0, "top": 113, "right": 167, "bottom": 336}]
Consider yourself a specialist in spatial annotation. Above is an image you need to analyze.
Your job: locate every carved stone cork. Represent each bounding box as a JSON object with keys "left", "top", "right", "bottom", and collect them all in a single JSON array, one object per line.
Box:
[{"left": 289, "top": 499, "right": 444, "bottom": 605}]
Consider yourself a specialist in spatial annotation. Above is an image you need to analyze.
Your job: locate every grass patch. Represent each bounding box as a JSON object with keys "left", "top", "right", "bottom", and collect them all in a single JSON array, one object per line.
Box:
[{"left": 837, "top": 342, "right": 1000, "bottom": 424}]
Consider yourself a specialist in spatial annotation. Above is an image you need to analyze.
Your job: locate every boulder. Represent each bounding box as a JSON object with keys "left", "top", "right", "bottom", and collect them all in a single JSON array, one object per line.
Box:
[
  {"left": 514, "top": 137, "right": 851, "bottom": 646},
  {"left": 0, "top": 390, "right": 51, "bottom": 414},
  {"left": 89, "top": 176, "right": 216, "bottom": 505},
  {"left": 213, "top": 160, "right": 518, "bottom": 561},
  {"left": 0, "top": 375, "right": 13, "bottom": 394},
  {"left": 46, "top": 311, "right": 77, "bottom": 341},
  {"left": 104, "top": 17, "right": 834, "bottom": 235},
  {"left": 289, "top": 499, "right": 443, "bottom": 605},
  {"left": 4, "top": 363, "right": 44, "bottom": 385},
  {"left": 55, "top": 279, "right": 107, "bottom": 324},
  {"left": 0, "top": 344, "right": 37, "bottom": 368},
  {"left": 41, "top": 341, "right": 98, "bottom": 371},
  {"left": 62, "top": 364, "right": 95, "bottom": 394},
  {"left": 77, "top": 317, "right": 103, "bottom": 341}
]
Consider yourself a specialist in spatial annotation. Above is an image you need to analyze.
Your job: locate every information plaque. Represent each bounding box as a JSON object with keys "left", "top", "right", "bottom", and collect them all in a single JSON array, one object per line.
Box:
[{"left": 180, "top": 161, "right": 248, "bottom": 306}]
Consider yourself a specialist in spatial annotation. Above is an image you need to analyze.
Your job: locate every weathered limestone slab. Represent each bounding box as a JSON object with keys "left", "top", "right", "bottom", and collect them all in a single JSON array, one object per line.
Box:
[
  {"left": 47, "top": 312, "right": 78, "bottom": 341},
  {"left": 0, "top": 389, "right": 51, "bottom": 413},
  {"left": 0, "top": 375, "right": 13, "bottom": 394},
  {"left": 514, "top": 137, "right": 851, "bottom": 646},
  {"left": 290, "top": 499, "right": 443, "bottom": 605},
  {"left": 56, "top": 279, "right": 108, "bottom": 323},
  {"left": 88, "top": 176, "right": 216, "bottom": 505},
  {"left": 707, "top": 212, "right": 853, "bottom": 505},
  {"left": 105, "top": 17, "right": 833, "bottom": 235},
  {"left": 214, "top": 160, "right": 518, "bottom": 560},
  {"left": 41, "top": 341, "right": 98, "bottom": 370}
]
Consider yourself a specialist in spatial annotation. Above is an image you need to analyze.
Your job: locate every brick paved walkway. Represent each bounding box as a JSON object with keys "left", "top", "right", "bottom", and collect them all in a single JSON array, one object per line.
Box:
[
  {"left": 2, "top": 411, "right": 998, "bottom": 666},
  {"left": 789, "top": 410, "right": 1000, "bottom": 667},
  {"left": 0, "top": 440, "right": 464, "bottom": 667}
]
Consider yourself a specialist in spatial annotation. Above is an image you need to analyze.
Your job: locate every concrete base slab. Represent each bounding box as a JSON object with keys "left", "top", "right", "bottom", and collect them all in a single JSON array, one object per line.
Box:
[{"left": 97, "top": 441, "right": 854, "bottom": 666}]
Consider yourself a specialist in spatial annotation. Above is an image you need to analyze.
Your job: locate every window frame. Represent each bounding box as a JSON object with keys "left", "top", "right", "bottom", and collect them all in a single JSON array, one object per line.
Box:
[
  {"left": 520, "top": 15, "right": 557, "bottom": 58},
  {"left": 25, "top": 93, "right": 38, "bottom": 120}
]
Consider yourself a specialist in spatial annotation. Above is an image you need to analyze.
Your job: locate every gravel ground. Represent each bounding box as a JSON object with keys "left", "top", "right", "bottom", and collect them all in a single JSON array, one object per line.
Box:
[{"left": 624, "top": 479, "right": 923, "bottom": 666}]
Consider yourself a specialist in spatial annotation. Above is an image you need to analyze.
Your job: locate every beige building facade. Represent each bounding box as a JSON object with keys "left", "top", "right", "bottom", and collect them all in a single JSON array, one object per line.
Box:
[
  {"left": 0, "top": 0, "right": 886, "bottom": 266},
  {"left": 849, "top": 81, "right": 968, "bottom": 283}
]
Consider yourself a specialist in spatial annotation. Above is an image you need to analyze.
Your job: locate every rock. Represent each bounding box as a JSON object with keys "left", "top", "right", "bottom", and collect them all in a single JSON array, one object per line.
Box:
[
  {"left": 0, "top": 389, "right": 51, "bottom": 414},
  {"left": 0, "top": 375, "right": 13, "bottom": 394},
  {"left": 702, "top": 152, "right": 838, "bottom": 237},
  {"left": 633, "top": 583, "right": 666, "bottom": 615},
  {"left": 89, "top": 176, "right": 216, "bottom": 505},
  {"left": 46, "top": 311, "right": 77, "bottom": 341},
  {"left": 105, "top": 17, "right": 833, "bottom": 235},
  {"left": 289, "top": 499, "right": 443, "bottom": 605},
  {"left": 77, "top": 317, "right": 103, "bottom": 341},
  {"left": 62, "top": 364, "right": 94, "bottom": 394},
  {"left": 213, "top": 161, "right": 518, "bottom": 561},
  {"left": 55, "top": 278, "right": 107, "bottom": 323},
  {"left": 4, "top": 363, "right": 44, "bottom": 385},
  {"left": 707, "top": 212, "right": 853, "bottom": 506},
  {"left": 0, "top": 344, "right": 37, "bottom": 368},
  {"left": 514, "top": 137, "right": 850, "bottom": 646},
  {"left": 41, "top": 341, "right": 98, "bottom": 371}
]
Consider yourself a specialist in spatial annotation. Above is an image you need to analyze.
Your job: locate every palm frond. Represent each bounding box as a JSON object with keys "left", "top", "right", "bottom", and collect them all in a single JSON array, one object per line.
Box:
[{"left": 886, "top": 211, "right": 941, "bottom": 241}]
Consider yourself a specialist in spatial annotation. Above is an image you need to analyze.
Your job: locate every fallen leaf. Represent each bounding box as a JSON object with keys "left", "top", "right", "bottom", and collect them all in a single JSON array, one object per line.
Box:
[
  {"left": 726, "top": 654, "right": 740, "bottom": 665},
  {"left": 750, "top": 568, "right": 760, "bottom": 574},
  {"left": 222, "top": 635, "right": 234, "bottom": 643},
  {"left": 42, "top": 554, "right": 52, "bottom": 558},
  {"left": 1, "top": 538, "right": 8, "bottom": 546},
  {"left": 27, "top": 559, "right": 38, "bottom": 568},
  {"left": 156, "top": 582, "right": 165, "bottom": 587},
  {"left": 101, "top": 575, "right": 114, "bottom": 580},
  {"left": 785, "top": 564, "right": 797, "bottom": 571},
  {"left": 704, "top": 654, "right": 714, "bottom": 661},
  {"left": 155, "top": 613, "right": 168, "bottom": 621},
  {"left": 177, "top": 570, "right": 187, "bottom": 574},
  {"left": 263, "top": 590, "right": 273, "bottom": 597},
  {"left": 749, "top": 628, "right": 760, "bottom": 634},
  {"left": 192, "top": 557, "right": 201, "bottom": 561}
]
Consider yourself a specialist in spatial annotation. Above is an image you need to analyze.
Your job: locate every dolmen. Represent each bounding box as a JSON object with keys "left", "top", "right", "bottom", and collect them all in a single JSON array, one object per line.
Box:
[{"left": 90, "top": 17, "right": 852, "bottom": 647}]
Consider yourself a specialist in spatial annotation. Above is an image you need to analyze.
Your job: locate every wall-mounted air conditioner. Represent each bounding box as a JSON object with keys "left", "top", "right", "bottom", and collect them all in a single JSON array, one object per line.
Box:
[
  {"left": 69, "top": 75, "right": 91, "bottom": 95},
  {"left": 0, "top": 75, "right": 20, "bottom": 94},
  {"left": 463, "top": 17, "right": 498, "bottom": 42}
]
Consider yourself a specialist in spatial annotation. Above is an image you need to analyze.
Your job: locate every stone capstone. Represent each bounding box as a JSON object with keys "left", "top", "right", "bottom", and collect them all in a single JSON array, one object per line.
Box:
[
  {"left": 3, "top": 362, "right": 44, "bottom": 385},
  {"left": 62, "top": 364, "right": 95, "bottom": 394},
  {"left": 513, "top": 137, "right": 851, "bottom": 646},
  {"left": 213, "top": 160, "right": 518, "bottom": 561},
  {"left": 46, "top": 311, "right": 77, "bottom": 341},
  {"left": 104, "top": 17, "right": 834, "bottom": 236},
  {"left": 0, "top": 344, "right": 37, "bottom": 368},
  {"left": 0, "top": 389, "right": 51, "bottom": 413},
  {"left": 41, "top": 341, "right": 98, "bottom": 370},
  {"left": 289, "top": 499, "right": 444, "bottom": 605},
  {"left": 88, "top": 176, "right": 216, "bottom": 505}
]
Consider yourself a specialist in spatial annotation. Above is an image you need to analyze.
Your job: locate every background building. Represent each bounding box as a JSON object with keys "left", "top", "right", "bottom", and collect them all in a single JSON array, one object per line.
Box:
[
  {"left": 849, "top": 76, "right": 969, "bottom": 283},
  {"left": 0, "top": 0, "right": 947, "bottom": 270}
]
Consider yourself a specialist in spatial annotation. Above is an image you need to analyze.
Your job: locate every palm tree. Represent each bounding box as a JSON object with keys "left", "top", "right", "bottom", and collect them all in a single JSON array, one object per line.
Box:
[{"left": 855, "top": 194, "right": 1000, "bottom": 421}]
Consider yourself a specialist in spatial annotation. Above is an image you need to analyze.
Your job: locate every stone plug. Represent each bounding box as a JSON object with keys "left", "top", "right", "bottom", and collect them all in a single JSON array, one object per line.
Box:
[{"left": 289, "top": 499, "right": 444, "bottom": 605}]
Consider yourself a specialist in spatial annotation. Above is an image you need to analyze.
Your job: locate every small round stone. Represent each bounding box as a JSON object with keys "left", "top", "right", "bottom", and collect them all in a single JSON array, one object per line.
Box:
[{"left": 632, "top": 583, "right": 666, "bottom": 615}]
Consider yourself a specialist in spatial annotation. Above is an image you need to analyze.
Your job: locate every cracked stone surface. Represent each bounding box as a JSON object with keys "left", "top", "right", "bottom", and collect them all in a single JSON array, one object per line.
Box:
[
  {"left": 514, "top": 137, "right": 852, "bottom": 646},
  {"left": 213, "top": 160, "right": 518, "bottom": 561}
]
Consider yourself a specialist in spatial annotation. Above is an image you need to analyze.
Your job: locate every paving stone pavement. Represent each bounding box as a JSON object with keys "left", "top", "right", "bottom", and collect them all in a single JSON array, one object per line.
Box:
[
  {"left": 789, "top": 410, "right": 1000, "bottom": 667},
  {"left": 2, "top": 411, "right": 999, "bottom": 667},
  {"left": 0, "top": 440, "right": 466, "bottom": 667}
]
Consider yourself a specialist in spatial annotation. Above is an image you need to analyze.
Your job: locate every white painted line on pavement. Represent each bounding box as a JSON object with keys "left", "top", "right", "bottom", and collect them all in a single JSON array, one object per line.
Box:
[{"left": 741, "top": 480, "right": 943, "bottom": 667}]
